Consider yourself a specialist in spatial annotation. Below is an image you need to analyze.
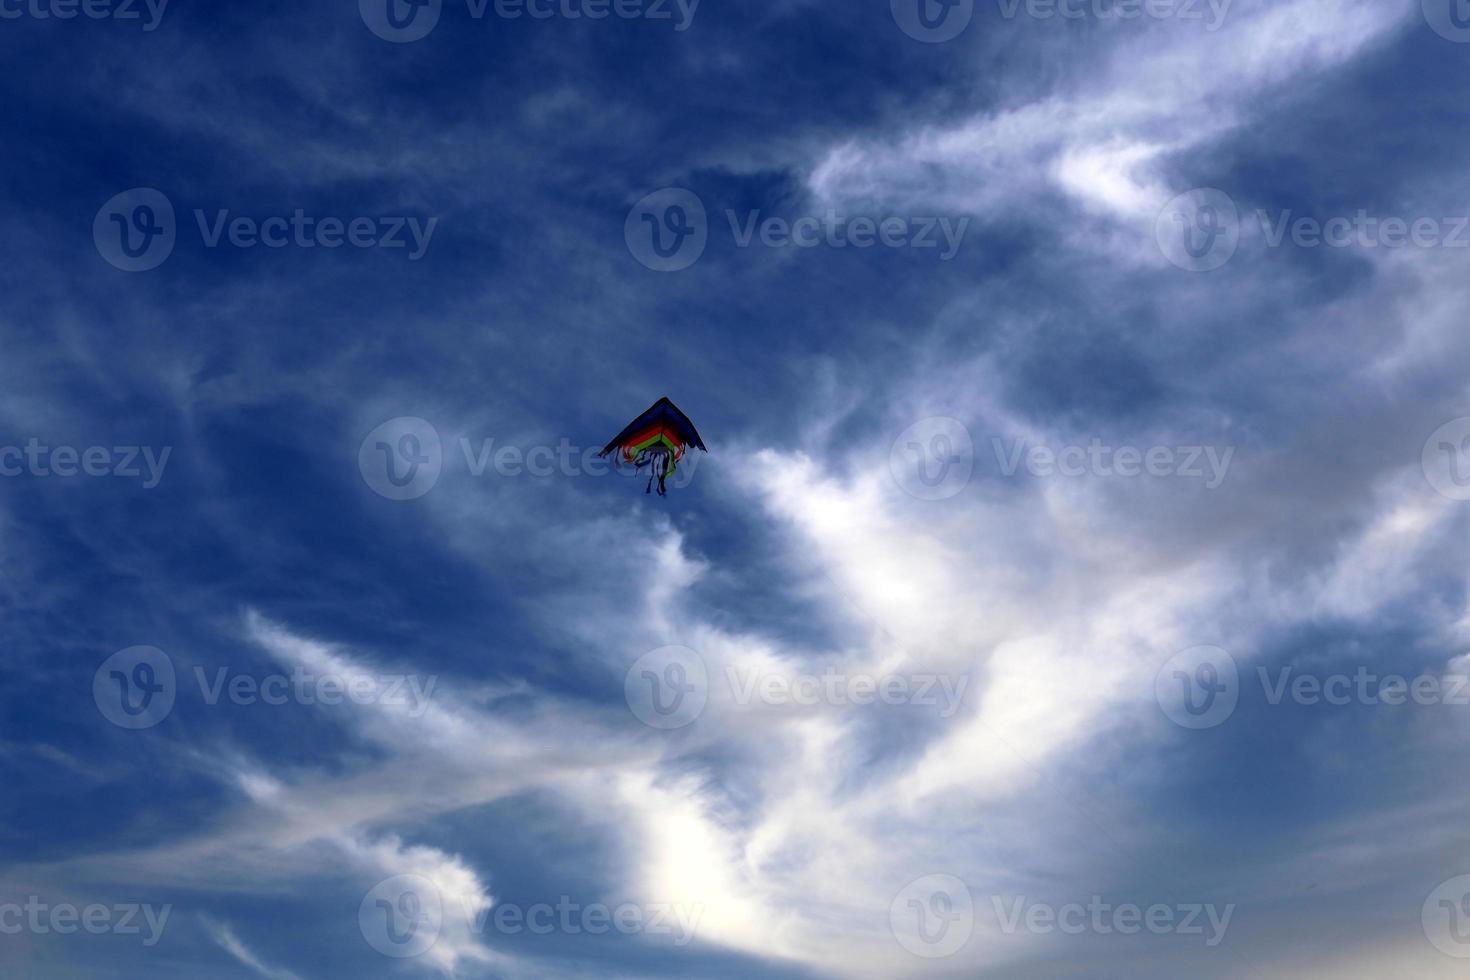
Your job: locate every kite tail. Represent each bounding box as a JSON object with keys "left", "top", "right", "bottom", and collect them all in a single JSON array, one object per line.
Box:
[
  {"left": 632, "top": 448, "right": 677, "bottom": 496},
  {"left": 634, "top": 448, "right": 674, "bottom": 496}
]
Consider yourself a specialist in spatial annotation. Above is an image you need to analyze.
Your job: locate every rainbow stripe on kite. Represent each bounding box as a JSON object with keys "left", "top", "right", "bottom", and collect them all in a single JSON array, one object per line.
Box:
[{"left": 598, "top": 397, "right": 708, "bottom": 470}]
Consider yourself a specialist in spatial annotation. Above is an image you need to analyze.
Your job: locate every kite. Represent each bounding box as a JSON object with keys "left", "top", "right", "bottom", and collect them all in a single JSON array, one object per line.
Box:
[{"left": 598, "top": 397, "right": 708, "bottom": 496}]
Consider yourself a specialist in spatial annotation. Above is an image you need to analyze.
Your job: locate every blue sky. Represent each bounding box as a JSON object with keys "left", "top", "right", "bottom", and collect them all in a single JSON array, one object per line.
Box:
[{"left": 4, "top": 0, "right": 1470, "bottom": 977}]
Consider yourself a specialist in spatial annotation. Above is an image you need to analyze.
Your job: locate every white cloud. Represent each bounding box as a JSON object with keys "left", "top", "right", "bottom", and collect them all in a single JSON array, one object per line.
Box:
[
  {"left": 202, "top": 917, "right": 306, "bottom": 980},
  {"left": 809, "top": 0, "right": 1413, "bottom": 255}
]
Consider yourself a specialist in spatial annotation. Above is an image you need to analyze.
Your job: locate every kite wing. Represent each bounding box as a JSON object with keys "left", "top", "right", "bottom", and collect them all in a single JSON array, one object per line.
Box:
[{"left": 599, "top": 397, "right": 707, "bottom": 495}]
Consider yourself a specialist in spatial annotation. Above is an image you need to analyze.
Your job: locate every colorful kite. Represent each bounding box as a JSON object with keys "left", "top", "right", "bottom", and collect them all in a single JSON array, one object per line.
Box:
[{"left": 599, "top": 397, "right": 708, "bottom": 496}]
